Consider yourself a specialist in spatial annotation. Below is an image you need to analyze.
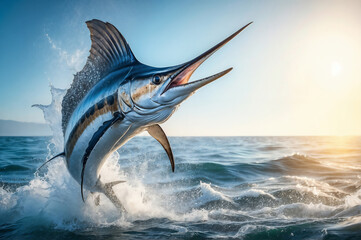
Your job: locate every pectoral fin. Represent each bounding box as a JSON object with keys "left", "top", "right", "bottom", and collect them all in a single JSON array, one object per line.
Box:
[{"left": 147, "top": 124, "right": 175, "bottom": 172}]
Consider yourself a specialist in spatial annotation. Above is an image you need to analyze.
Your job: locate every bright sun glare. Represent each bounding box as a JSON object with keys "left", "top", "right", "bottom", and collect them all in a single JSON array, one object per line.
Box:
[{"left": 331, "top": 61, "right": 342, "bottom": 76}]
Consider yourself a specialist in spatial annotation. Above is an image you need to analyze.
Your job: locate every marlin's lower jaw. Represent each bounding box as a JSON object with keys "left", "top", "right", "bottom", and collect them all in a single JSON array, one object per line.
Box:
[
  {"left": 161, "top": 52, "right": 234, "bottom": 99},
  {"left": 164, "top": 67, "right": 232, "bottom": 98}
]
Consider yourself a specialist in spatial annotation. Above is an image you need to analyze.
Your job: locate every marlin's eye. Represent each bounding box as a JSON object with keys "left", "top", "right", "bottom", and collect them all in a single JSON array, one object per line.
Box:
[{"left": 152, "top": 75, "right": 162, "bottom": 85}]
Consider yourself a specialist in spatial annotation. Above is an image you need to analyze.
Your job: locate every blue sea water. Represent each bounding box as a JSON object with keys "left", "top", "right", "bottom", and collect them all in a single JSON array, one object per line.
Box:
[{"left": 1, "top": 136, "right": 361, "bottom": 239}]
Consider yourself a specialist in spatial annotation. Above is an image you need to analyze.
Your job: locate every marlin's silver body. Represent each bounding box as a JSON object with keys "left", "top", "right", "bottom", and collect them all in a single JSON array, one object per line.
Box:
[
  {"left": 64, "top": 65, "right": 176, "bottom": 194},
  {"left": 49, "top": 19, "right": 252, "bottom": 209}
]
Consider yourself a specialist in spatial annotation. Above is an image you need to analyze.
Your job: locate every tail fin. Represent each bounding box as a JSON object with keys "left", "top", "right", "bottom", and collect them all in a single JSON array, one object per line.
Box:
[
  {"left": 103, "top": 180, "right": 126, "bottom": 211},
  {"left": 95, "top": 177, "right": 127, "bottom": 211},
  {"left": 36, "top": 152, "right": 65, "bottom": 172}
]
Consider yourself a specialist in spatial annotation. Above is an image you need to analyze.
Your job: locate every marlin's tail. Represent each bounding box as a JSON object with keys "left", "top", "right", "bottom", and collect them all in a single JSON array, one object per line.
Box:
[{"left": 95, "top": 176, "right": 127, "bottom": 212}]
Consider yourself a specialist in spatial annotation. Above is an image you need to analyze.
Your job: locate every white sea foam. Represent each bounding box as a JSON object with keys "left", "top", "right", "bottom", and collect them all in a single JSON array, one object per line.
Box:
[
  {"left": 238, "top": 188, "right": 276, "bottom": 200},
  {"left": 344, "top": 189, "right": 361, "bottom": 208},
  {"left": 198, "top": 181, "right": 234, "bottom": 203}
]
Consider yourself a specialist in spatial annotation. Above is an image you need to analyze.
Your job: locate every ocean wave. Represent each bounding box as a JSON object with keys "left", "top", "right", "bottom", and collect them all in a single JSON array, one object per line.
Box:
[
  {"left": 1, "top": 87, "right": 361, "bottom": 238},
  {"left": 0, "top": 164, "right": 30, "bottom": 172}
]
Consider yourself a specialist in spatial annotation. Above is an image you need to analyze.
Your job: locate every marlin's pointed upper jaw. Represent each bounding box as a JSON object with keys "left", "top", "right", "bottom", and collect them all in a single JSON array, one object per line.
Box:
[{"left": 161, "top": 21, "right": 253, "bottom": 95}]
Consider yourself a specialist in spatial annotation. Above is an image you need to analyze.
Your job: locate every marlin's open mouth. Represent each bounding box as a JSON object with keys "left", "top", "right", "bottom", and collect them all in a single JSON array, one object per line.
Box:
[{"left": 163, "top": 21, "right": 252, "bottom": 94}]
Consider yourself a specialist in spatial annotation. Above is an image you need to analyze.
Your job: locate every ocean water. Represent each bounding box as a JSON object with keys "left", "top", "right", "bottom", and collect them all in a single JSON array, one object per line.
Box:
[
  {"left": 1, "top": 135, "right": 361, "bottom": 239},
  {"left": 1, "top": 87, "right": 361, "bottom": 239}
]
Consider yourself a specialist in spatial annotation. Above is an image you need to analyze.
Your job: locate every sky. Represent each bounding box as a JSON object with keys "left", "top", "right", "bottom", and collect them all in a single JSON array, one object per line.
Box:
[{"left": 0, "top": 0, "right": 360, "bottom": 136}]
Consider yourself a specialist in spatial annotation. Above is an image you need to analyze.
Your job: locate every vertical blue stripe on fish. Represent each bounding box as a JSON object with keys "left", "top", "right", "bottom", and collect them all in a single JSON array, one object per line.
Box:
[{"left": 80, "top": 111, "right": 125, "bottom": 201}]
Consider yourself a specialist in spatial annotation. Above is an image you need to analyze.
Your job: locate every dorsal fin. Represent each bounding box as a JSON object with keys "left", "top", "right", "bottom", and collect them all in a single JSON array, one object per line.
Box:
[
  {"left": 86, "top": 19, "right": 138, "bottom": 71},
  {"left": 61, "top": 19, "right": 138, "bottom": 133}
]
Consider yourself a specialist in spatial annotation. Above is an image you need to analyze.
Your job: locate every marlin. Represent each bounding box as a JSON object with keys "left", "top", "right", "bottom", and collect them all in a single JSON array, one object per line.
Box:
[{"left": 41, "top": 19, "right": 252, "bottom": 210}]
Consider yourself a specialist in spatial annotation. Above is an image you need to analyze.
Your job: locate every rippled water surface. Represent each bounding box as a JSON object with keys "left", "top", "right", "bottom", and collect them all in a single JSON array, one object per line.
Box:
[{"left": 1, "top": 136, "right": 361, "bottom": 239}]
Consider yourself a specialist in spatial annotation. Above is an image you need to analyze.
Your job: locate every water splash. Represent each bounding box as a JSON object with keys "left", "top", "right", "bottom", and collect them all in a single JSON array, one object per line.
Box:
[
  {"left": 32, "top": 85, "right": 66, "bottom": 152},
  {"left": 1, "top": 85, "right": 208, "bottom": 230}
]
